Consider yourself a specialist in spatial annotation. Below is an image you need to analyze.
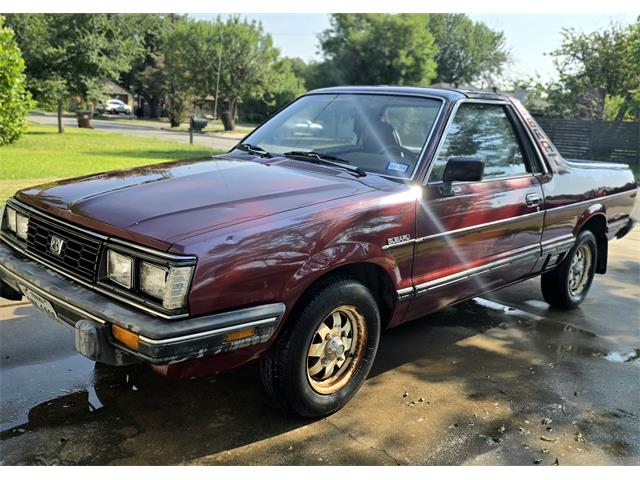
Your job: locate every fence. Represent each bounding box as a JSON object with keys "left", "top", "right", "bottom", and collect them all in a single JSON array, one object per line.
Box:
[{"left": 533, "top": 117, "right": 640, "bottom": 171}]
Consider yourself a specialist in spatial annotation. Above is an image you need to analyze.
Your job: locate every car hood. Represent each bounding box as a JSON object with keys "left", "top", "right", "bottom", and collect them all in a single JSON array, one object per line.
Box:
[{"left": 16, "top": 156, "right": 377, "bottom": 248}]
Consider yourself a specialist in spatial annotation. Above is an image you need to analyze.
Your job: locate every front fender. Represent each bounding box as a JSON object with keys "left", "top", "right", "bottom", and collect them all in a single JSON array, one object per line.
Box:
[{"left": 281, "top": 241, "right": 401, "bottom": 309}]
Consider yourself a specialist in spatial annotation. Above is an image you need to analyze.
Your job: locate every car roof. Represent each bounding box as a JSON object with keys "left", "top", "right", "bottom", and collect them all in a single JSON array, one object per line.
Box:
[{"left": 306, "top": 85, "right": 509, "bottom": 102}]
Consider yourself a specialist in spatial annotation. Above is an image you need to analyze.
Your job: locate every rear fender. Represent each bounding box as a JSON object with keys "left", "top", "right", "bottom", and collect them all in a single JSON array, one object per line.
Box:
[
  {"left": 574, "top": 203, "right": 606, "bottom": 234},
  {"left": 574, "top": 205, "right": 608, "bottom": 274}
]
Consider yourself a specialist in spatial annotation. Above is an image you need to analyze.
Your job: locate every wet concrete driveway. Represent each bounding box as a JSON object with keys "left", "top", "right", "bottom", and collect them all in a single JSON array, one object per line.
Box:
[{"left": 1, "top": 227, "right": 638, "bottom": 465}]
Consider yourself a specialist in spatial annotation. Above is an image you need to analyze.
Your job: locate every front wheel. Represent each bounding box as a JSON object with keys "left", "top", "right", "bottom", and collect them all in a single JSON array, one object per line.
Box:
[
  {"left": 260, "top": 278, "right": 380, "bottom": 418},
  {"left": 541, "top": 230, "right": 598, "bottom": 309}
]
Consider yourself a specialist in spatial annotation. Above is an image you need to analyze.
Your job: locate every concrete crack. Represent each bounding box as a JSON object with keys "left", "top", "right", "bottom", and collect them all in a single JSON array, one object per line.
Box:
[{"left": 323, "top": 418, "right": 404, "bottom": 465}]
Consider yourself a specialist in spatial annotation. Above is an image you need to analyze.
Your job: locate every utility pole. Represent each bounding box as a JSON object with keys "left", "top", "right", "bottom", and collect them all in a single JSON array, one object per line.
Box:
[{"left": 213, "top": 31, "right": 223, "bottom": 120}]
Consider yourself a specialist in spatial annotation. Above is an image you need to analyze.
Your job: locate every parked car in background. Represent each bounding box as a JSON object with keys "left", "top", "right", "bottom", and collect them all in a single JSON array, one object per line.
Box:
[
  {"left": 96, "top": 99, "right": 132, "bottom": 115},
  {"left": 0, "top": 87, "right": 636, "bottom": 418}
]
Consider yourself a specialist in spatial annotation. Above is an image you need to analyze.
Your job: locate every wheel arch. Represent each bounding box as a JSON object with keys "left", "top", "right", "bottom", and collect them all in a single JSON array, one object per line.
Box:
[
  {"left": 283, "top": 260, "right": 398, "bottom": 332},
  {"left": 574, "top": 207, "right": 607, "bottom": 274}
]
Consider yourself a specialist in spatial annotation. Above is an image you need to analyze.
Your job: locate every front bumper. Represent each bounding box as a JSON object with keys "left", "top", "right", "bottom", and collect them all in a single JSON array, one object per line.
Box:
[{"left": 0, "top": 240, "right": 285, "bottom": 365}]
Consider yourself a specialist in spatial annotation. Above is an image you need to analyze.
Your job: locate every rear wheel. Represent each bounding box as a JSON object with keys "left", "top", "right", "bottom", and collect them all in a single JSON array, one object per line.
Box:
[
  {"left": 541, "top": 230, "right": 598, "bottom": 309},
  {"left": 260, "top": 278, "right": 380, "bottom": 418}
]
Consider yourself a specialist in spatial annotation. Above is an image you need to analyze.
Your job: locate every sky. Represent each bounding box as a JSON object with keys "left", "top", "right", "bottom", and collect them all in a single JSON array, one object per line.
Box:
[{"left": 192, "top": 13, "right": 638, "bottom": 84}]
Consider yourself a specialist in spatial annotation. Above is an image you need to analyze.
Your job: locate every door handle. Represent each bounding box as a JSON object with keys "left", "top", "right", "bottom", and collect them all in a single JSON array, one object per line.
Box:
[{"left": 525, "top": 193, "right": 541, "bottom": 207}]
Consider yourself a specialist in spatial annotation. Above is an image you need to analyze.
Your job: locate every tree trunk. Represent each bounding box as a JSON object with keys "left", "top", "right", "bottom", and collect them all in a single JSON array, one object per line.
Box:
[
  {"left": 57, "top": 98, "right": 64, "bottom": 134},
  {"left": 596, "top": 87, "right": 606, "bottom": 121},
  {"left": 220, "top": 97, "right": 237, "bottom": 131},
  {"left": 169, "top": 113, "right": 181, "bottom": 127},
  {"left": 149, "top": 97, "right": 160, "bottom": 119},
  {"left": 614, "top": 92, "right": 632, "bottom": 123},
  {"left": 166, "top": 90, "right": 185, "bottom": 127}
]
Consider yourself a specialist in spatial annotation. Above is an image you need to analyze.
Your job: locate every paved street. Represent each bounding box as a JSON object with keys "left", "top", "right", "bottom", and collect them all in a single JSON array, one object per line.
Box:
[
  {"left": 28, "top": 113, "right": 240, "bottom": 151},
  {"left": 0, "top": 204, "right": 638, "bottom": 465}
]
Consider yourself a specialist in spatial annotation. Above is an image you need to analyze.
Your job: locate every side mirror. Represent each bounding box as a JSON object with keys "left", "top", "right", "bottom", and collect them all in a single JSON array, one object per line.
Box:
[
  {"left": 443, "top": 156, "right": 484, "bottom": 183},
  {"left": 439, "top": 157, "right": 484, "bottom": 196}
]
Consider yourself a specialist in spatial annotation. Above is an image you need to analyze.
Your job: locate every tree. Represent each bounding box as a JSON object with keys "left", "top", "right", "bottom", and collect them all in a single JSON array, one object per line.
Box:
[
  {"left": 241, "top": 57, "right": 306, "bottom": 123},
  {"left": 0, "top": 16, "right": 34, "bottom": 145},
  {"left": 159, "top": 16, "right": 281, "bottom": 131},
  {"left": 546, "top": 20, "right": 640, "bottom": 121},
  {"left": 261, "top": 57, "right": 306, "bottom": 111},
  {"left": 161, "top": 21, "right": 200, "bottom": 127},
  {"left": 508, "top": 76, "right": 549, "bottom": 116},
  {"left": 5, "top": 14, "right": 141, "bottom": 133},
  {"left": 319, "top": 14, "right": 438, "bottom": 86},
  {"left": 623, "top": 20, "right": 640, "bottom": 120},
  {"left": 215, "top": 16, "right": 281, "bottom": 130},
  {"left": 120, "top": 14, "right": 179, "bottom": 118},
  {"left": 428, "top": 14, "right": 509, "bottom": 87}
]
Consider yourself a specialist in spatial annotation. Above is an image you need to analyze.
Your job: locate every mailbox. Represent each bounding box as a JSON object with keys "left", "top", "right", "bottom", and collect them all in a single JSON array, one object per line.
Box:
[{"left": 190, "top": 117, "right": 208, "bottom": 132}]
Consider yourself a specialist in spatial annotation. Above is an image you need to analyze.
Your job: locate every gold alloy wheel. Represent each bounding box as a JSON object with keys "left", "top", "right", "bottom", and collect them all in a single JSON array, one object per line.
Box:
[
  {"left": 306, "top": 305, "right": 367, "bottom": 395},
  {"left": 569, "top": 244, "right": 593, "bottom": 297}
]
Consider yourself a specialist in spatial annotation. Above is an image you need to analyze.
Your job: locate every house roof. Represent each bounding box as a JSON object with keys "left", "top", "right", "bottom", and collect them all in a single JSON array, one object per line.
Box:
[{"left": 101, "top": 80, "right": 133, "bottom": 96}]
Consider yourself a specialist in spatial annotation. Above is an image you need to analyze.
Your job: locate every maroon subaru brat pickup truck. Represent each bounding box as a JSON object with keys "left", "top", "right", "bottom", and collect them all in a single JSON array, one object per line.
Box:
[{"left": 1, "top": 87, "right": 636, "bottom": 417}]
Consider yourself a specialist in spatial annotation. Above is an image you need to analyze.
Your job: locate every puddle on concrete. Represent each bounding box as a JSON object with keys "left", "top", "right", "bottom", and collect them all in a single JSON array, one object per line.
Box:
[
  {"left": 2, "top": 361, "right": 172, "bottom": 439},
  {"left": 604, "top": 350, "right": 640, "bottom": 364},
  {"left": 524, "top": 299, "right": 551, "bottom": 310},
  {"left": 0, "top": 354, "right": 96, "bottom": 432},
  {"left": 473, "top": 297, "right": 638, "bottom": 365},
  {"left": 472, "top": 297, "right": 542, "bottom": 322}
]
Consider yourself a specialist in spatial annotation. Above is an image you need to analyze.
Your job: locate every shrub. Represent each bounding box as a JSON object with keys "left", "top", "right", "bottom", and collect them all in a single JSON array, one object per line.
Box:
[{"left": 0, "top": 16, "right": 34, "bottom": 146}]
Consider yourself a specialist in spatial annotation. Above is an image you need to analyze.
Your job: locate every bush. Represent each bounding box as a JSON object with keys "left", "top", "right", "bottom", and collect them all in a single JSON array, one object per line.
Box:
[{"left": 0, "top": 16, "right": 33, "bottom": 146}]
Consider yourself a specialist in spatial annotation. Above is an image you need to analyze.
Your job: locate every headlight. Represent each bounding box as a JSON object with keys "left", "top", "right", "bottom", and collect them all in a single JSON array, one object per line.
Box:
[
  {"left": 140, "top": 261, "right": 193, "bottom": 309},
  {"left": 5, "top": 207, "right": 17, "bottom": 233},
  {"left": 102, "top": 247, "right": 195, "bottom": 313},
  {"left": 3, "top": 207, "right": 28, "bottom": 241},
  {"left": 140, "top": 262, "right": 167, "bottom": 299},
  {"left": 16, "top": 212, "right": 29, "bottom": 240},
  {"left": 107, "top": 250, "right": 133, "bottom": 288}
]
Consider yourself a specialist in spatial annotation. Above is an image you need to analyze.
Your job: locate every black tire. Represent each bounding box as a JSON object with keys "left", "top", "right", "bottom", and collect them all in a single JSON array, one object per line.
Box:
[
  {"left": 541, "top": 230, "right": 598, "bottom": 309},
  {"left": 260, "top": 277, "right": 381, "bottom": 418}
]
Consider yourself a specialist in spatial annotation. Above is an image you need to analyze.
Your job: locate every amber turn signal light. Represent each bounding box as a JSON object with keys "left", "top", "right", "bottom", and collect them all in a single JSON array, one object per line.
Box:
[
  {"left": 112, "top": 324, "right": 140, "bottom": 350},
  {"left": 223, "top": 327, "right": 256, "bottom": 342}
]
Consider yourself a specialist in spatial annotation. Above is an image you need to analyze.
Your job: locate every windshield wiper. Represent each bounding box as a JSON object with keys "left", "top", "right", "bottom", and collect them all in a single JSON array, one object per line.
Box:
[
  {"left": 283, "top": 151, "right": 366, "bottom": 177},
  {"left": 236, "top": 143, "right": 272, "bottom": 158}
]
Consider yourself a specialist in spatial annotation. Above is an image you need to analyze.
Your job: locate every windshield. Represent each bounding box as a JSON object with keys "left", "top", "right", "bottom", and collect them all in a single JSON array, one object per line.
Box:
[{"left": 240, "top": 93, "right": 442, "bottom": 178}]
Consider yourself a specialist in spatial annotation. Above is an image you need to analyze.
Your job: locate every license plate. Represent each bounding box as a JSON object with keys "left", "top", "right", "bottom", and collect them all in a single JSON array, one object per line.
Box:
[{"left": 20, "top": 286, "right": 61, "bottom": 323}]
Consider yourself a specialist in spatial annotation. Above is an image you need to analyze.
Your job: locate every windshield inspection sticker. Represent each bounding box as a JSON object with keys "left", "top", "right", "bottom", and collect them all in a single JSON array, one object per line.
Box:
[{"left": 386, "top": 161, "right": 409, "bottom": 173}]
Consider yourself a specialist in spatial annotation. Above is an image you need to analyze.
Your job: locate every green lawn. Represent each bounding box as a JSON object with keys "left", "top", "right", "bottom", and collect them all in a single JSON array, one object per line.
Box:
[{"left": 0, "top": 125, "right": 221, "bottom": 203}]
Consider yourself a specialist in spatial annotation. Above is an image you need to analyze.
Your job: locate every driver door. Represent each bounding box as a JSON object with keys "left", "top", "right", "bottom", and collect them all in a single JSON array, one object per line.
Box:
[{"left": 405, "top": 101, "right": 545, "bottom": 323}]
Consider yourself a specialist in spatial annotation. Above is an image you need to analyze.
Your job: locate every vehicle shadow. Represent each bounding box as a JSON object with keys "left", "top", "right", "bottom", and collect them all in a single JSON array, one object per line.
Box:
[{"left": 1, "top": 275, "right": 638, "bottom": 465}]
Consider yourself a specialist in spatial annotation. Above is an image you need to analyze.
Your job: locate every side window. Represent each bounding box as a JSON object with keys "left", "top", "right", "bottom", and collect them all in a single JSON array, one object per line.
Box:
[{"left": 429, "top": 103, "right": 530, "bottom": 182}]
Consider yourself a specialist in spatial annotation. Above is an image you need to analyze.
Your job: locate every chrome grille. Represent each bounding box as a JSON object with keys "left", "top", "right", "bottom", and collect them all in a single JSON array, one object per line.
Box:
[{"left": 26, "top": 215, "right": 102, "bottom": 281}]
